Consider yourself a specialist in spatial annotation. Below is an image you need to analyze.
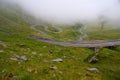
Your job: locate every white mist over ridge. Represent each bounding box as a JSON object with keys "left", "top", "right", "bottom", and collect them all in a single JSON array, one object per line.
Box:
[{"left": 3, "top": 0, "right": 120, "bottom": 24}]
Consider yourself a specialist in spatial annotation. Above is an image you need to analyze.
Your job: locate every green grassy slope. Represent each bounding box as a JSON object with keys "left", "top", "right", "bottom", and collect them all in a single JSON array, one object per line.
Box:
[
  {"left": 0, "top": 6, "right": 120, "bottom": 80},
  {"left": 86, "top": 27, "right": 120, "bottom": 40},
  {"left": 36, "top": 25, "right": 81, "bottom": 41}
]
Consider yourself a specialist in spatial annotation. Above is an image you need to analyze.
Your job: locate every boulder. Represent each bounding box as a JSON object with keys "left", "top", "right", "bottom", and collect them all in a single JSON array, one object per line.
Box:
[
  {"left": 10, "top": 58, "right": 18, "bottom": 61},
  {"left": 0, "top": 50, "right": 4, "bottom": 53},
  {"left": 0, "top": 41, "right": 7, "bottom": 48},
  {"left": 14, "top": 55, "right": 28, "bottom": 61},
  {"left": 19, "top": 43, "right": 26, "bottom": 47},
  {"left": 50, "top": 66, "right": 57, "bottom": 70},
  {"left": 88, "top": 56, "right": 99, "bottom": 63},
  {"left": 87, "top": 68, "right": 100, "bottom": 73},
  {"left": 52, "top": 58, "right": 63, "bottom": 63},
  {"left": 20, "top": 56, "right": 27, "bottom": 61},
  {"left": 27, "top": 68, "right": 37, "bottom": 74},
  {"left": 10, "top": 55, "right": 27, "bottom": 61},
  {"left": 32, "top": 52, "right": 37, "bottom": 55}
]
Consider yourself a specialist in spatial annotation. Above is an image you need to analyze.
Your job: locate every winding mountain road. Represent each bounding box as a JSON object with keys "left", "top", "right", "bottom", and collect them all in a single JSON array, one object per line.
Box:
[
  {"left": 4, "top": 14, "right": 119, "bottom": 48},
  {"left": 30, "top": 25, "right": 120, "bottom": 48},
  {"left": 30, "top": 24, "right": 49, "bottom": 37},
  {"left": 43, "top": 24, "right": 63, "bottom": 33}
]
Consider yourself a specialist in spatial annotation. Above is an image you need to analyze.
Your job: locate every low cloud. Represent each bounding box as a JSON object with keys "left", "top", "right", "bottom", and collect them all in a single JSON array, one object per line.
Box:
[{"left": 4, "top": 0, "right": 120, "bottom": 24}]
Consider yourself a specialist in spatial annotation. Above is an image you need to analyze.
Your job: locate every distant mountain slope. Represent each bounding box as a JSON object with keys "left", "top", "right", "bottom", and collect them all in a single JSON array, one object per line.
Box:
[{"left": 0, "top": 2, "right": 35, "bottom": 36}]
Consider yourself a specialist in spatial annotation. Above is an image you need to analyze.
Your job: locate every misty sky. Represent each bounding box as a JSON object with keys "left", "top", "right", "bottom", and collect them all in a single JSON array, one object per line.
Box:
[{"left": 7, "top": 0, "right": 120, "bottom": 23}]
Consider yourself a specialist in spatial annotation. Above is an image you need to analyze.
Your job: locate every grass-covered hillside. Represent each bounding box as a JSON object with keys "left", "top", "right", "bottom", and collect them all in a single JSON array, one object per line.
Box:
[
  {"left": 36, "top": 25, "right": 81, "bottom": 41},
  {"left": 85, "top": 26, "right": 120, "bottom": 40},
  {"left": 0, "top": 4, "right": 120, "bottom": 80}
]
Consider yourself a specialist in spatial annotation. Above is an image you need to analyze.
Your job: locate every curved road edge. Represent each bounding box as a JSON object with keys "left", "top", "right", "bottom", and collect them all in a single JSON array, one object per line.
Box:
[{"left": 29, "top": 35, "right": 120, "bottom": 48}]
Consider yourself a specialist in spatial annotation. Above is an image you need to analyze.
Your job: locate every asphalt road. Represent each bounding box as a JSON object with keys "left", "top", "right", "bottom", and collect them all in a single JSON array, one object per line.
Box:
[{"left": 30, "top": 25, "right": 120, "bottom": 48}]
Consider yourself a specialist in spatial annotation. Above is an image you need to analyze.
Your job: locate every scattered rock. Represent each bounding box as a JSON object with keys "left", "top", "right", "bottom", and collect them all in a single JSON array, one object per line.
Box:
[
  {"left": 88, "top": 48, "right": 100, "bottom": 63},
  {"left": 39, "top": 53, "right": 43, "bottom": 57},
  {"left": 0, "top": 41, "right": 7, "bottom": 48},
  {"left": 32, "top": 52, "right": 37, "bottom": 55},
  {"left": 20, "top": 56, "right": 27, "bottom": 61},
  {"left": 71, "top": 56, "right": 77, "bottom": 60},
  {"left": 52, "top": 58, "right": 63, "bottom": 63},
  {"left": 2, "top": 70, "right": 5, "bottom": 73},
  {"left": 9, "top": 58, "right": 17, "bottom": 61},
  {"left": 53, "top": 74, "right": 56, "bottom": 77},
  {"left": 87, "top": 68, "right": 100, "bottom": 73},
  {"left": 19, "top": 43, "right": 26, "bottom": 47},
  {"left": 50, "top": 66, "right": 57, "bottom": 70},
  {"left": 15, "top": 55, "right": 21, "bottom": 59},
  {"left": 27, "top": 68, "right": 37, "bottom": 74},
  {"left": 48, "top": 50, "right": 53, "bottom": 54},
  {"left": 10, "top": 55, "right": 27, "bottom": 61},
  {"left": 62, "top": 56, "right": 67, "bottom": 58},
  {"left": 88, "top": 56, "right": 99, "bottom": 63},
  {"left": 43, "top": 59, "right": 49, "bottom": 63},
  {"left": 58, "top": 71, "right": 63, "bottom": 74},
  {"left": 34, "top": 70, "right": 38, "bottom": 74},
  {"left": 27, "top": 48, "right": 31, "bottom": 52},
  {"left": 12, "top": 76, "right": 17, "bottom": 79},
  {"left": 27, "top": 68, "right": 33, "bottom": 73},
  {"left": 18, "top": 61, "right": 21, "bottom": 64},
  {"left": 0, "top": 50, "right": 4, "bottom": 53}
]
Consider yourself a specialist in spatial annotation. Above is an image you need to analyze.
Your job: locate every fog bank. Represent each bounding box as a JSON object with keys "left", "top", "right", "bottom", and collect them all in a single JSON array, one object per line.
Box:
[{"left": 3, "top": 0, "right": 120, "bottom": 24}]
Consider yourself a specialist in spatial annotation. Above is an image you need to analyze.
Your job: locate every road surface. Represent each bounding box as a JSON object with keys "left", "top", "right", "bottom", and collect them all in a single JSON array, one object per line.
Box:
[{"left": 30, "top": 25, "right": 120, "bottom": 48}]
